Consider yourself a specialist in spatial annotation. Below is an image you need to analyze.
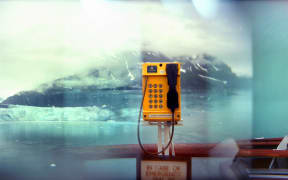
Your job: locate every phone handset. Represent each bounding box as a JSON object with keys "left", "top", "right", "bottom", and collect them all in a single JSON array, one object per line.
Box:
[{"left": 166, "top": 64, "right": 179, "bottom": 114}]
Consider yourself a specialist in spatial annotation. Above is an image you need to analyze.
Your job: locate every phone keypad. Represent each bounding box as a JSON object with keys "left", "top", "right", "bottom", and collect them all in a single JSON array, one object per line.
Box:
[{"left": 147, "top": 83, "right": 164, "bottom": 109}]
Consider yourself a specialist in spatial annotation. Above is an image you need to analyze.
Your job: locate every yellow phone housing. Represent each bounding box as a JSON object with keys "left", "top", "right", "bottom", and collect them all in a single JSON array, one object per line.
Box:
[{"left": 142, "top": 62, "right": 181, "bottom": 122}]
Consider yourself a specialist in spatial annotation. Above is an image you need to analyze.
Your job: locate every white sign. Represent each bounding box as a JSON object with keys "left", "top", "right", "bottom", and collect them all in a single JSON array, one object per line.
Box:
[{"left": 141, "top": 160, "right": 187, "bottom": 180}]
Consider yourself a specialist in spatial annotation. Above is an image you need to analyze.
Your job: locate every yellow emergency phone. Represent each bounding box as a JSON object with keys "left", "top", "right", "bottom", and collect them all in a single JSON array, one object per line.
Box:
[{"left": 142, "top": 62, "right": 181, "bottom": 122}]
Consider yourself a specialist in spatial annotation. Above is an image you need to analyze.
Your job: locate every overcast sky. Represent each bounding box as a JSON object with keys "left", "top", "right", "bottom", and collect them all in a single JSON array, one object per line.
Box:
[{"left": 0, "top": 0, "right": 252, "bottom": 98}]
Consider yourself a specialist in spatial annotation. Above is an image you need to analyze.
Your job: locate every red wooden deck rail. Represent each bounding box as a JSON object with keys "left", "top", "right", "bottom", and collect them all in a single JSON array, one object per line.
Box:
[{"left": 61, "top": 138, "right": 288, "bottom": 160}]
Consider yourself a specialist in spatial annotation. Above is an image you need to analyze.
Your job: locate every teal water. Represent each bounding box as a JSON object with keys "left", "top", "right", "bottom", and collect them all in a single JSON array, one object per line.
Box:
[
  {"left": 0, "top": 90, "right": 252, "bottom": 179},
  {"left": 0, "top": 90, "right": 253, "bottom": 146}
]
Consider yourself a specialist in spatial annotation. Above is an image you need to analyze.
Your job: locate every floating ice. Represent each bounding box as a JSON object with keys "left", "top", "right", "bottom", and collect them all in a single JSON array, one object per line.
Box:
[{"left": 50, "top": 163, "right": 56, "bottom": 167}]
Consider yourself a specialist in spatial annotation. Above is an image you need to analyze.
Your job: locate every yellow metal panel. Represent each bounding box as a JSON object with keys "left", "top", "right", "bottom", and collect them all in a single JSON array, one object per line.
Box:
[
  {"left": 142, "top": 63, "right": 181, "bottom": 76},
  {"left": 142, "top": 62, "right": 181, "bottom": 122}
]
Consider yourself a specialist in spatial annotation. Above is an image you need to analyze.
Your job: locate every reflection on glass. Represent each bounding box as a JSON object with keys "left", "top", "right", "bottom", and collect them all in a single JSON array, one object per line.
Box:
[{"left": 0, "top": 0, "right": 258, "bottom": 179}]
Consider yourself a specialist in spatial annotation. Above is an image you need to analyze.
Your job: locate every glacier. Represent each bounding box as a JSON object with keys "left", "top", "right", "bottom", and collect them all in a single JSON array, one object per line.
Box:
[
  {"left": 0, "top": 105, "right": 115, "bottom": 122},
  {"left": 0, "top": 90, "right": 253, "bottom": 149}
]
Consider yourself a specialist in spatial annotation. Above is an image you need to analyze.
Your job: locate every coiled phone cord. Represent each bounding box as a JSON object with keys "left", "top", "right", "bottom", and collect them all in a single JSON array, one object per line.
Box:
[{"left": 137, "top": 76, "right": 175, "bottom": 156}]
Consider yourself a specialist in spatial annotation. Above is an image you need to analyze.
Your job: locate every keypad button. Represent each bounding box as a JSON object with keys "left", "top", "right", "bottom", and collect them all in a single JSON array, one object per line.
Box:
[
  {"left": 154, "top": 89, "right": 157, "bottom": 93},
  {"left": 154, "top": 94, "right": 158, "bottom": 98},
  {"left": 159, "top": 89, "right": 163, "bottom": 93},
  {"left": 149, "top": 100, "right": 153, "bottom": 103},
  {"left": 149, "top": 105, "right": 153, "bottom": 109},
  {"left": 149, "top": 89, "right": 152, "bottom": 93},
  {"left": 159, "top": 84, "right": 163, "bottom": 88},
  {"left": 154, "top": 100, "right": 158, "bottom": 103},
  {"left": 159, "top": 100, "right": 163, "bottom": 103},
  {"left": 149, "top": 94, "right": 153, "bottom": 98},
  {"left": 154, "top": 105, "right": 158, "bottom": 108},
  {"left": 149, "top": 84, "right": 152, "bottom": 88},
  {"left": 154, "top": 84, "right": 157, "bottom": 88},
  {"left": 159, "top": 94, "right": 163, "bottom": 98},
  {"left": 159, "top": 105, "right": 163, "bottom": 109}
]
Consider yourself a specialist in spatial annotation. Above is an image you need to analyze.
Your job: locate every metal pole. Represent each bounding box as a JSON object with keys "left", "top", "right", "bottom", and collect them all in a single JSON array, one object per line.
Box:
[
  {"left": 164, "top": 124, "right": 170, "bottom": 155},
  {"left": 157, "top": 123, "right": 163, "bottom": 153},
  {"left": 169, "top": 128, "right": 175, "bottom": 156}
]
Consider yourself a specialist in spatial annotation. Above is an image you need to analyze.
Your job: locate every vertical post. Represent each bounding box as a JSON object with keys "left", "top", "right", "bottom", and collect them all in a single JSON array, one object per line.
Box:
[
  {"left": 164, "top": 124, "right": 170, "bottom": 155},
  {"left": 157, "top": 123, "right": 162, "bottom": 153},
  {"left": 169, "top": 129, "right": 175, "bottom": 156}
]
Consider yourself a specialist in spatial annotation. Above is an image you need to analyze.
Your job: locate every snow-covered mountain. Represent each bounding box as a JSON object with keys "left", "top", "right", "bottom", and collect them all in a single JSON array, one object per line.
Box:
[
  {"left": 175, "top": 53, "right": 237, "bottom": 90},
  {"left": 1, "top": 51, "right": 250, "bottom": 107},
  {"left": 143, "top": 51, "right": 251, "bottom": 90}
]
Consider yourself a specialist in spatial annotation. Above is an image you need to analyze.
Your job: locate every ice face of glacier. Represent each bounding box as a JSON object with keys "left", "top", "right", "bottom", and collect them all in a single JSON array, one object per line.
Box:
[{"left": 0, "top": 105, "right": 115, "bottom": 121}]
